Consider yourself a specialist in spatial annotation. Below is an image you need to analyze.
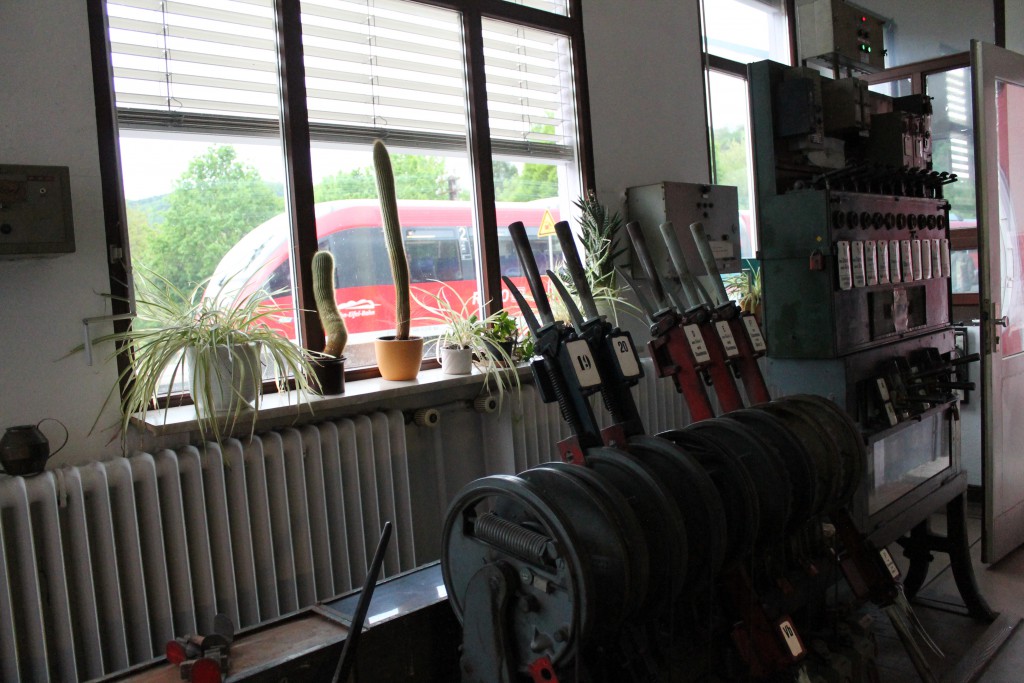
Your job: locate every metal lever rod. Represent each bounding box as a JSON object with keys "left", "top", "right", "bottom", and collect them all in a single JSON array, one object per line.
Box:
[
  {"left": 626, "top": 220, "right": 669, "bottom": 308},
  {"left": 689, "top": 221, "right": 730, "bottom": 306},
  {"left": 658, "top": 222, "right": 698, "bottom": 309},
  {"left": 508, "top": 221, "right": 554, "bottom": 325},
  {"left": 617, "top": 267, "right": 661, "bottom": 322},
  {"left": 553, "top": 220, "right": 600, "bottom": 321}
]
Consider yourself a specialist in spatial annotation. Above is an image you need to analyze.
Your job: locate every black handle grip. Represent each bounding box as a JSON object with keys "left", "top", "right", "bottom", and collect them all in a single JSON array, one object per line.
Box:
[
  {"left": 508, "top": 221, "right": 553, "bottom": 324},
  {"left": 626, "top": 220, "right": 667, "bottom": 305},
  {"left": 553, "top": 220, "right": 599, "bottom": 320}
]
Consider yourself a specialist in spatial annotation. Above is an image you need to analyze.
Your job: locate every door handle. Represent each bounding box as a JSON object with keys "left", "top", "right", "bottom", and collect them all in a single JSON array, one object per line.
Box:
[{"left": 996, "top": 316, "right": 1010, "bottom": 327}]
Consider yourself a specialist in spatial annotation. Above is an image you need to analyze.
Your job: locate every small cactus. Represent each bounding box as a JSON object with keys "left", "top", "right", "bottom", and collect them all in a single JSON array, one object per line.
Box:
[
  {"left": 312, "top": 250, "right": 348, "bottom": 357},
  {"left": 373, "top": 139, "right": 411, "bottom": 340}
]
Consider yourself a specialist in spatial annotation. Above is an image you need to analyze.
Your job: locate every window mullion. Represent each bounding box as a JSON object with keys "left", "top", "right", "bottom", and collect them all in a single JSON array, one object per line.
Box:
[
  {"left": 463, "top": 6, "right": 502, "bottom": 316},
  {"left": 274, "top": 0, "right": 322, "bottom": 353}
]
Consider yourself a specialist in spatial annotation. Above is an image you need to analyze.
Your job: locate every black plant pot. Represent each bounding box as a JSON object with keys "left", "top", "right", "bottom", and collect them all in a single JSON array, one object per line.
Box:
[{"left": 311, "top": 356, "right": 346, "bottom": 395}]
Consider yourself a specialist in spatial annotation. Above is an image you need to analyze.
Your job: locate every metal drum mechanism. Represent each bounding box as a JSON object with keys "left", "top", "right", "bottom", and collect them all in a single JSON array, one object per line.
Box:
[{"left": 437, "top": 218, "right": 912, "bottom": 682}]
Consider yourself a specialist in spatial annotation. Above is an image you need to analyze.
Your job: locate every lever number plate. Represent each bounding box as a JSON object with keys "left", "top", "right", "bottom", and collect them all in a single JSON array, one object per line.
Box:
[
  {"left": 565, "top": 340, "right": 602, "bottom": 388},
  {"left": 611, "top": 334, "right": 641, "bottom": 379},
  {"left": 778, "top": 618, "right": 805, "bottom": 658},
  {"left": 684, "top": 325, "right": 711, "bottom": 365},
  {"left": 742, "top": 316, "right": 767, "bottom": 353},
  {"left": 715, "top": 320, "right": 740, "bottom": 357}
]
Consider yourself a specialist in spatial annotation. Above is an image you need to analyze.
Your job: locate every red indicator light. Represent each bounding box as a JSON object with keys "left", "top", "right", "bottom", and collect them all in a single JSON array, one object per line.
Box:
[
  {"left": 861, "top": 16, "right": 867, "bottom": 21},
  {"left": 165, "top": 640, "right": 187, "bottom": 664},
  {"left": 191, "top": 657, "right": 223, "bottom": 683}
]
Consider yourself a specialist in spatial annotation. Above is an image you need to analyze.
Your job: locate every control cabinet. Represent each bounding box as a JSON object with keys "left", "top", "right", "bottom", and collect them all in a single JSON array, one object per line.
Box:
[
  {"left": 0, "top": 164, "right": 74, "bottom": 256},
  {"left": 762, "top": 189, "right": 951, "bottom": 358}
]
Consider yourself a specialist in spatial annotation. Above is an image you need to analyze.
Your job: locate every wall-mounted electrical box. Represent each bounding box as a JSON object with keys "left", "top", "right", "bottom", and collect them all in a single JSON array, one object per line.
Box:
[
  {"left": 626, "top": 182, "right": 742, "bottom": 287},
  {"left": 796, "top": 0, "right": 886, "bottom": 72},
  {"left": 0, "top": 164, "right": 74, "bottom": 257}
]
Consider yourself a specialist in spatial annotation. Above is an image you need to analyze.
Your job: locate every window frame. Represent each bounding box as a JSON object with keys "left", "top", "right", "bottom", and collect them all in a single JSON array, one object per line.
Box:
[{"left": 87, "top": 0, "right": 595, "bottom": 391}]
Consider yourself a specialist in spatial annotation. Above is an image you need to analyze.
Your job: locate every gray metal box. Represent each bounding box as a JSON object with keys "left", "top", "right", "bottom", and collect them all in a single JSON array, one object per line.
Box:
[
  {"left": 0, "top": 164, "right": 74, "bottom": 257},
  {"left": 626, "top": 182, "right": 742, "bottom": 290},
  {"left": 796, "top": 0, "right": 886, "bottom": 71}
]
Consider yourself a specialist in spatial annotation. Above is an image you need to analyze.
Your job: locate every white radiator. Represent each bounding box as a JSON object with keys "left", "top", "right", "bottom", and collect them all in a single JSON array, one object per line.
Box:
[{"left": 0, "top": 362, "right": 689, "bottom": 682}]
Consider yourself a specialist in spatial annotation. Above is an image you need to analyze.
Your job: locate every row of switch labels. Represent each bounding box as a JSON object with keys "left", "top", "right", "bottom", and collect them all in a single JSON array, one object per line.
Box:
[{"left": 836, "top": 238, "right": 950, "bottom": 290}]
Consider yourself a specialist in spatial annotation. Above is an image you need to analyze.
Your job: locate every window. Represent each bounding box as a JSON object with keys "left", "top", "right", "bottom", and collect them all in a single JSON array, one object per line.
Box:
[
  {"left": 92, "top": 0, "right": 591, "bottom": 382},
  {"left": 701, "top": 0, "right": 792, "bottom": 260}
]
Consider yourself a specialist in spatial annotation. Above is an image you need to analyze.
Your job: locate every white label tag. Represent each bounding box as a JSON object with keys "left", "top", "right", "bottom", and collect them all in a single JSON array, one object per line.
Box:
[
  {"left": 565, "top": 339, "right": 602, "bottom": 388},
  {"left": 610, "top": 334, "right": 641, "bottom": 379},
  {"left": 837, "top": 241, "right": 853, "bottom": 290},
  {"left": 880, "top": 548, "right": 901, "bottom": 579},
  {"left": 715, "top": 320, "right": 740, "bottom": 357},
  {"left": 876, "top": 377, "right": 890, "bottom": 401},
  {"left": 940, "top": 239, "right": 951, "bottom": 277},
  {"left": 921, "top": 239, "right": 932, "bottom": 279},
  {"left": 911, "top": 240, "right": 923, "bottom": 280},
  {"left": 901, "top": 239, "right": 914, "bottom": 281},
  {"left": 885, "top": 402, "right": 899, "bottom": 426},
  {"left": 865, "top": 241, "right": 878, "bottom": 286},
  {"left": 779, "top": 619, "right": 804, "bottom": 658},
  {"left": 932, "top": 239, "right": 942, "bottom": 279},
  {"left": 851, "top": 241, "right": 866, "bottom": 288},
  {"left": 878, "top": 240, "right": 890, "bottom": 284},
  {"left": 889, "top": 240, "right": 902, "bottom": 283},
  {"left": 684, "top": 324, "right": 711, "bottom": 365},
  {"left": 742, "top": 316, "right": 767, "bottom": 353}
]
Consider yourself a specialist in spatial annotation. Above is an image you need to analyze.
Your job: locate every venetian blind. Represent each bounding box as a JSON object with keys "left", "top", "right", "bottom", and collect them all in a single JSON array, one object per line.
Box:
[{"left": 107, "top": 0, "right": 574, "bottom": 159}]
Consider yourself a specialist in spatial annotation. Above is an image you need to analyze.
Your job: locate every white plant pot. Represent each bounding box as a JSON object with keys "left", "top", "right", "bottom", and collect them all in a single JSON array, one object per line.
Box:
[
  {"left": 186, "top": 342, "right": 262, "bottom": 416},
  {"left": 440, "top": 346, "right": 473, "bottom": 375}
]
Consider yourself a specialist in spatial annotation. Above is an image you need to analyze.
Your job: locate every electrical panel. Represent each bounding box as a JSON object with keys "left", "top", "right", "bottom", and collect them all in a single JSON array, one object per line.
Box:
[
  {"left": 626, "top": 182, "right": 742, "bottom": 288},
  {"left": 0, "top": 164, "right": 74, "bottom": 257},
  {"left": 796, "top": 0, "right": 886, "bottom": 72}
]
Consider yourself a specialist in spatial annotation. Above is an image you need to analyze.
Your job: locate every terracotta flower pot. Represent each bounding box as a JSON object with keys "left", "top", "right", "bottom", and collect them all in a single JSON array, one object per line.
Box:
[{"left": 375, "top": 336, "right": 424, "bottom": 380}]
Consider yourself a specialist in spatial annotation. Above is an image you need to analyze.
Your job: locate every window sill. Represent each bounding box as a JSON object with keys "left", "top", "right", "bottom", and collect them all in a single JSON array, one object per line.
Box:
[{"left": 133, "top": 364, "right": 533, "bottom": 440}]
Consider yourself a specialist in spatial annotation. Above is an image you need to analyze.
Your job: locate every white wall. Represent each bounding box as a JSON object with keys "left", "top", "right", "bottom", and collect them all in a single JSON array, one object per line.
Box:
[
  {"left": 1, "top": 1, "right": 124, "bottom": 465},
  {"left": 582, "top": 0, "right": 710, "bottom": 214}
]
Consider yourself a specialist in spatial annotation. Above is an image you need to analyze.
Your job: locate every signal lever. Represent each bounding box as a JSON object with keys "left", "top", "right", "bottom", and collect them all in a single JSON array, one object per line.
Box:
[
  {"left": 504, "top": 221, "right": 604, "bottom": 464},
  {"left": 619, "top": 221, "right": 717, "bottom": 422},
  {"left": 548, "top": 220, "right": 645, "bottom": 444}
]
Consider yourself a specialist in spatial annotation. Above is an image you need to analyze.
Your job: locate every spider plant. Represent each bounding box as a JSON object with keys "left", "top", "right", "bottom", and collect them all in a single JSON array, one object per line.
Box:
[
  {"left": 413, "top": 283, "right": 521, "bottom": 401},
  {"left": 81, "top": 268, "right": 317, "bottom": 447}
]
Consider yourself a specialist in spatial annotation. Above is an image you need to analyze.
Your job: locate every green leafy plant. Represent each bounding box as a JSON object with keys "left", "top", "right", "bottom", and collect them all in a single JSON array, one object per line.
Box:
[
  {"left": 723, "top": 258, "right": 763, "bottom": 315},
  {"left": 311, "top": 250, "right": 348, "bottom": 357},
  {"left": 556, "top": 191, "right": 638, "bottom": 322},
  {"left": 79, "top": 268, "right": 316, "bottom": 447},
  {"left": 413, "top": 283, "right": 521, "bottom": 399}
]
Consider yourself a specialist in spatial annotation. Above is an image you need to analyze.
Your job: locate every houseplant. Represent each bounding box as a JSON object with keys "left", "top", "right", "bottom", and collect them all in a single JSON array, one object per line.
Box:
[
  {"left": 724, "top": 258, "right": 763, "bottom": 320},
  {"left": 81, "top": 268, "right": 317, "bottom": 446},
  {"left": 415, "top": 283, "right": 520, "bottom": 384},
  {"left": 310, "top": 250, "right": 348, "bottom": 394},
  {"left": 557, "top": 191, "right": 636, "bottom": 324},
  {"left": 372, "top": 139, "right": 424, "bottom": 380}
]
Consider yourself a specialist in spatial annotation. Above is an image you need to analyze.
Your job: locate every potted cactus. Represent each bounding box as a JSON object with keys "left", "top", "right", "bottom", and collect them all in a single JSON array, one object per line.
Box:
[
  {"left": 372, "top": 139, "right": 424, "bottom": 380},
  {"left": 310, "top": 250, "right": 348, "bottom": 394}
]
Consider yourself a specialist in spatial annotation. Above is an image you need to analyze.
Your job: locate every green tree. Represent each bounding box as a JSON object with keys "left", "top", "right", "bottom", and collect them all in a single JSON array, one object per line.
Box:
[
  {"left": 496, "top": 163, "right": 558, "bottom": 201},
  {"left": 315, "top": 154, "right": 453, "bottom": 201},
  {"left": 144, "top": 146, "right": 283, "bottom": 291},
  {"left": 712, "top": 126, "right": 751, "bottom": 211}
]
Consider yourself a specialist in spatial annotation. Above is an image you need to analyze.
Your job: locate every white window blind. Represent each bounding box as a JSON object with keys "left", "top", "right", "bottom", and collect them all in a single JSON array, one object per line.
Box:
[
  {"left": 497, "top": 0, "right": 568, "bottom": 16},
  {"left": 107, "top": 0, "right": 574, "bottom": 159},
  {"left": 483, "top": 19, "right": 577, "bottom": 160}
]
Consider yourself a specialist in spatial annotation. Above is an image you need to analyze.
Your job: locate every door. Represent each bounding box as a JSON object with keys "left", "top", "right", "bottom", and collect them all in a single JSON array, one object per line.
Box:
[{"left": 975, "top": 40, "right": 1024, "bottom": 563}]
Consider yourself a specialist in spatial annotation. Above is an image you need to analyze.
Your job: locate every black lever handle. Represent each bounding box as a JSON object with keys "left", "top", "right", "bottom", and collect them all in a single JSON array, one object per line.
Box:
[
  {"left": 508, "top": 221, "right": 553, "bottom": 325},
  {"left": 501, "top": 275, "right": 542, "bottom": 337},
  {"left": 626, "top": 220, "right": 667, "bottom": 307},
  {"left": 553, "top": 220, "right": 600, "bottom": 320}
]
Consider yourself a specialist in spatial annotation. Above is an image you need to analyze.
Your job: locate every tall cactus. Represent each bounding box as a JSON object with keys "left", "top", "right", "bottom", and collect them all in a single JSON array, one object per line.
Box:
[
  {"left": 312, "top": 250, "right": 348, "bottom": 357},
  {"left": 373, "top": 139, "right": 411, "bottom": 340}
]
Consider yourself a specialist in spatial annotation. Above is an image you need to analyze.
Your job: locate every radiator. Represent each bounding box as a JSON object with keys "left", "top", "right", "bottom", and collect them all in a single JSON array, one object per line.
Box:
[{"left": 0, "top": 362, "right": 689, "bottom": 682}]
